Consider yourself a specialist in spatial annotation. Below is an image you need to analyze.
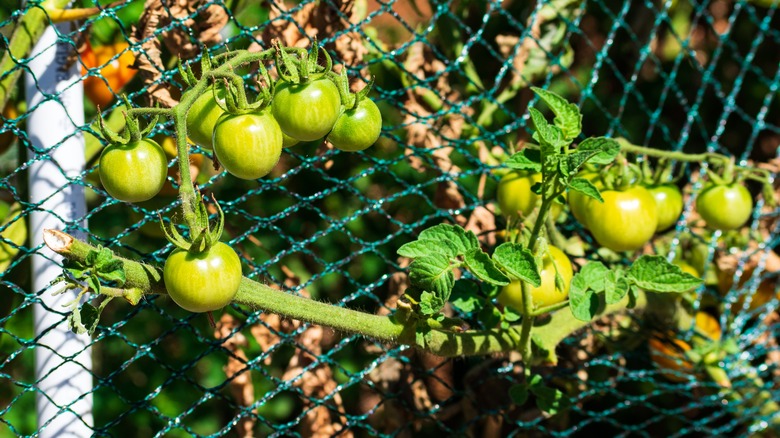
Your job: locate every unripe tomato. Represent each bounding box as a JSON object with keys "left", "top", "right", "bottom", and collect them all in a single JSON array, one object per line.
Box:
[
  {"left": 81, "top": 41, "right": 137, "bottom": 108},
  {"left": 99, "top": 139, "right": 168, "bottom": 203},
  {"left": 498, "top": 246, "right": 573, "bottom": 311},
  {"left": 186, "top": 87, "right": 226, "bottom": 150},
  {"left": 282, "top": 131, "right": 299, "bottom": 148},
  {"left": 568, "top": 172, "right": 602, "bottom": 227},
  {"left": 497, "top": 171, "right": 541, "bottom": 218},
  {"left": 212, "top": 110, "right": 283, "bottom": 180},
  {"left": 272, "top": 79, "right": 341, "bottom": 141},
  {"left": 583, "top": 186, "right": 658, "bottom": 252},
  {"left": 328, "top": 98, "right": 382, "bottom": 152},
  {"left": 695, "top": 182, "right": 752, "bottom": 231},
  {"left": 647, "top": 184, "right": 683, "bottom": 232},
  {"left": 163, "top": 242, "right": 242, "bottom": 313}
]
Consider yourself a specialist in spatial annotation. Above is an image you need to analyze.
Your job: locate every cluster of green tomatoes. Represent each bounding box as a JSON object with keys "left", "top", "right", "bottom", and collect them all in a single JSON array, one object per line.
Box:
[
  {"left": 94, "top": 45, "right": 383, "bottom": 314},
  {"left": 98, "top": 76, "right": 382, "bottom": 204},
  {"left": 494, "top": 166, "right": 754, "bottom": 314}
]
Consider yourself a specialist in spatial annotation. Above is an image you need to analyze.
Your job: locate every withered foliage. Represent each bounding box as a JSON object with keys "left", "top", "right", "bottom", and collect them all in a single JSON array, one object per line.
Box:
[{"left": 130, "top": 0, "right": 228, "bottom": 106}]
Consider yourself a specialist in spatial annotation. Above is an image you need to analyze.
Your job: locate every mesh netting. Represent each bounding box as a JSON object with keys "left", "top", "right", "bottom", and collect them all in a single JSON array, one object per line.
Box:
[{"left": 1, "top": 0, "right": 779, "bottom": 436}]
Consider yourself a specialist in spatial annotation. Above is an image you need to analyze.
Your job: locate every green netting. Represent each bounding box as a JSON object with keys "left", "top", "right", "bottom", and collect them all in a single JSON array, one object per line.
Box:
[{"left": 1, "top": 0, "right": 779, "bottom": 436}]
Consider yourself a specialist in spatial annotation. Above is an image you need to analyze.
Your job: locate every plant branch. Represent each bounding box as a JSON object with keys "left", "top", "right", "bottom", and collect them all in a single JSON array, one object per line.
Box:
[{"left": 43, "top": 229, "right": 645, "bottom": 358}]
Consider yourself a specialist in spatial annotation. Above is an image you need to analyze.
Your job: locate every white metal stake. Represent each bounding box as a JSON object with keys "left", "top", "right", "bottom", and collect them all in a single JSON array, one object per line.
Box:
[{"left": 25, "top": 23, "right": 93, "bottom": 437}]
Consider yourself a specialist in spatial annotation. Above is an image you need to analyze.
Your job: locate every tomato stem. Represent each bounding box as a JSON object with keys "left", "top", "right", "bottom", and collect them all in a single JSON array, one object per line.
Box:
[
  {"left": 519, "top": 281, "right": 535, "bottom": 376},
  {"left": 44, "top": 229, "right": 645, "bottom": 358}
]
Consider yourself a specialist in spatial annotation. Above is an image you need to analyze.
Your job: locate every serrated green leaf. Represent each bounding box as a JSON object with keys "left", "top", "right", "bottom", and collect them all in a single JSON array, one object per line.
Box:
[
  {"left": 464, "top": 249, "right": 510, "bottom": 286},
  {"left": 97, "top": 259, "right": 125, "bottom": 286},
  {"left": 409, "top": 253, "right": 455, "bottom": 302},
  {"left": 530, "top": 382, "right": 572, "bottom": 415},
  {"left": 398, "top": 239, "right": 460, "bottom": 259},
  {"left": 576, "top": 137, "right": 620, "bottom": 165},
  {"left": 94, "top": 247, "right": 114, "bottom": 269},
  {"left": 450, "top": 281, "right": 482, "bottom": 314},
  {"left": 419, "top": 291, "right": 445, "bottom": 316},
  {"left": 531, "top": 87, "right": 582, "bottom": 141},
  {"left": 529, "top": 108, "right": 568, "bottom": 151},
  {"left": 67, "top": 308, "right": 86, "bottom": 335},
  {"left": 627, "top": 255, "right": 703, "bottom": 293},
  {"left": 87, "top": 275, "right": 101, "bottom": 295},
  {"left": 66, "top": 266, "right": 89, "bottom": 279},
  {"left": 505, "top": 151, "right": 541, "bottom": 172},
  {"left": 418, "top": 224, "right": 478, "bottom": 256},
  {"left": 578, "top": 261, "right": 610, "bottom": 293},
  {"left": 568, "top": 178, "right": 603, "bottom": 202},
  {"left": 85, "top": 250, "right": 99, "bottom": 266},
  {"left": 493, "top": 243, "right": 541, "bottom": 287},
  {"left": 80, "top": 302, "right": 100, "bottom": 335},
  {"left": 604, "top": 271, "right": 630, "bottom": 304},
  {"left": 569, "top": 275, "right": 600, "bottom": 321},
  {"left": 509, "top": 384, "right": 529, "bottom": 405}
]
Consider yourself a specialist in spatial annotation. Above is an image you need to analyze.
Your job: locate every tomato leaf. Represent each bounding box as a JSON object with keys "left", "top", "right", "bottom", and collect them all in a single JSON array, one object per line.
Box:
[
  {"left": 509, "top": 384, "right": 529, "bottom": 405},
  {"left": 464, "top": 249, "right": 510, "bottom": 286},
  {"left": 578, "top": 261, "right": 610, "bottom": 293},
  {"left": 627, "top": 255, "right": 703, "bottom": 293},
  {"left": 528, "top": 107, "right": 568, "bottom": 151},
  {"left": 575, "top": 137, "right": 620, "bottom": 165},
  {"left": 409, "top": 253, "right": 455, "bottom": 302},
  {"left": 97, "top": 259, "right": 126, "bottom": 286},
  {"left": 604, "top": 270, "right": 630, "bottom": 304},
  {"left": 417, "top": 224, "right": 478, "bottom": 256},
  {"left": 530, "top": 381, "right": 572, "bottom": 415},
  {"left": 398, "top": 239, "right": 460, "bottom": 259},
  {"left": 450, "top": 281, "right": 482, "bottom": 314},
  {"left": 568, "top": 274, "right": 601, "bottom": 321},
  {"left": 568, "top": 177, "right": 603, "bottom": 202},
  {"left": 505, "top": 150, "right": 541, "bottom": 172},
  {"left": 419, "top": 291, "right": 445, "bottom": 316},
  {"left": 492, "top": 243, "right": 541, "bottom": 287},
  {"left": 531, "top": 87, "right": 582, "bottom": 141}
]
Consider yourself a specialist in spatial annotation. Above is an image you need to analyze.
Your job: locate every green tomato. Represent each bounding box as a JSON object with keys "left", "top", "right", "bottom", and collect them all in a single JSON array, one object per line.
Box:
[
  {"left": 99, "top": 138, "right": 168, "bottom": 203},
  {"left": 648, "top": 184, "right": 684, "bottom": 232},
  {"left": 584, "top": 186, "right": 658, "bottom": 252},
  {"left": 212, "top": 110, "right": 283, "bottom": 180},
  {"left": 498, "top": 246, "right": 573, "bottom": 311},
  {"left": 163, "top": 242, "right": 242, "bottom": 313},
  {"left": 497, "top": 171, "right": 541, "bottom": 218},
  {"left": 695, "top": 182, "right": 752, "bottom": 231},
  {"left": 272, "top": 79, "right": 341, "bottom": 141},
  {"left": 186, "top": 87, "right": 226, "bottom": 150},
  {"left": 568, "top": 172, "right": 602, "bottom": 227},
  {"left": 328, "top": 98, "right": 382, "bottom": 152},
  {"left": 282, "top": 131, "right": 299, "bottom": 148}
]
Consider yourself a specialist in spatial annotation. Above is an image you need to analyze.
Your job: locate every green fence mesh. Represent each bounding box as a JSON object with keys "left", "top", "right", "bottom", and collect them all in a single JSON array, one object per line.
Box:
[{"left": 1, "top": 0, "right": 779, "bottom": 436}]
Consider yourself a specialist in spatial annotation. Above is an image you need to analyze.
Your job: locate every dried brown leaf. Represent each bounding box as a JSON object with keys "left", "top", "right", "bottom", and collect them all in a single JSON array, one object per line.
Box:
[{"left": 214, "top": 313, "right": 255, "bottom": 437}]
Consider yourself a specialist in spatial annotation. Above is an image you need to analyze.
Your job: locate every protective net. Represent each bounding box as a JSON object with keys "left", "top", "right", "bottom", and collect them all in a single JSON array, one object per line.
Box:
[{"left": 1, "top": 0, "right": 779, "bottom": 436}]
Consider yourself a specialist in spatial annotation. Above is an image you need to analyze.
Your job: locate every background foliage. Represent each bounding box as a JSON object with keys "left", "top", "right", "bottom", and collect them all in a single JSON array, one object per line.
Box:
[{"left": 1, "top": 0, "right": 778, "bottom": 436}]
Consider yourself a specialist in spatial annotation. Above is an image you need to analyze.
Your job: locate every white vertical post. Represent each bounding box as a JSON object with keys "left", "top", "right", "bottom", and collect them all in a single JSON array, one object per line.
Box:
[{"left": 25, "top": 21, "right": 93, "bottom": 438}]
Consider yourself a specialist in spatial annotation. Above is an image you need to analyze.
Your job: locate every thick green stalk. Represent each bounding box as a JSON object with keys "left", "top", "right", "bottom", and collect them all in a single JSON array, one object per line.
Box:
[
  {"left": 0, "top": 0, "right": 71, "bottom": 110},
  {"left": 43, "top": 229, "right": 643, "bottom": 358}
]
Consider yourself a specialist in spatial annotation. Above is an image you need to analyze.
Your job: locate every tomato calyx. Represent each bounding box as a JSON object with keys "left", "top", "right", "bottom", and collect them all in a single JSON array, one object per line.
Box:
[
  {"left": 97, "top": 97, "right": 157, "bottom": 145},
  {"left": 273, "top": 38, "right": 333, "bottom": 84},
  {"left": 160, "top": 193, "right": 226, "bottom": 254}
]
